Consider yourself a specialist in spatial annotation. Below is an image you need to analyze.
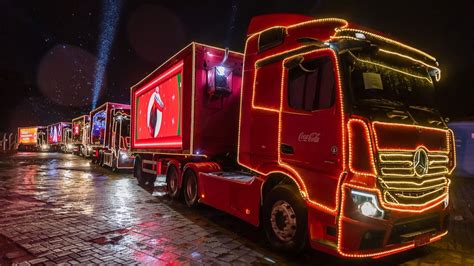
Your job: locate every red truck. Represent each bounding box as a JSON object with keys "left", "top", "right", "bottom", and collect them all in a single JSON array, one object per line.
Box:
[
  {"left": 130, "top": 14, "right": 455, "bottom": 258},
  {"left": 47, "top": 122, "right": 72, "bottom": 152},
  {"left": 17, "top": 126, "right": 48, "bottom": 151},
  {"left": 71, "top": 115, "right": 90, "bottom": 156},
  {"left": 89, "top": 102, "right": 133, "bottom": 171}
]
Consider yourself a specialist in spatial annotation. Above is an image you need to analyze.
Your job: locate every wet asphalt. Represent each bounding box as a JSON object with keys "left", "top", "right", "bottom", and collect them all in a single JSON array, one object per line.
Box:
[{"left": 0, "top": 152, "right": 473, "bottom": 265}]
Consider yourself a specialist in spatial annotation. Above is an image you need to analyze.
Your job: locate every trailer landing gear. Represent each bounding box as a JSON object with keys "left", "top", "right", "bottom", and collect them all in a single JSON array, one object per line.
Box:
[
  {"left": 135, "top": 160, "right": 146, "bottom": 187},
  {"left": 263, "top": 185, "right": 307, "bottom": 254}
]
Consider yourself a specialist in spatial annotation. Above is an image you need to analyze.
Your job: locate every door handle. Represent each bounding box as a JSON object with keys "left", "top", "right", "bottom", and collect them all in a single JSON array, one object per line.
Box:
[{"left": 280, "top": 144, "right": 294, "bottom": 154}]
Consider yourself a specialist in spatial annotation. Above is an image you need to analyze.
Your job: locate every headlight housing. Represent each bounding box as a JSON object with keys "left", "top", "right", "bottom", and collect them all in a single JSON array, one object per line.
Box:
[{"left": 351, "top": 190, "right": 385, "bottom": 219}]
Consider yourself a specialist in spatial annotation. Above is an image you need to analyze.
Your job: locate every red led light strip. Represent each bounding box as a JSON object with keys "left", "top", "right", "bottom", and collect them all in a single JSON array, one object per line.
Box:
[{"left": 347, "top": 118, "right": 377, "bottom": 177}]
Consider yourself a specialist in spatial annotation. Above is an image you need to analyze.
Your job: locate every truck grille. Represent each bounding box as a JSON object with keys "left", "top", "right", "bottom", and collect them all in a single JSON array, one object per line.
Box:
[{"left": 377, "top": 151, "right": 449, "bottom": 205}]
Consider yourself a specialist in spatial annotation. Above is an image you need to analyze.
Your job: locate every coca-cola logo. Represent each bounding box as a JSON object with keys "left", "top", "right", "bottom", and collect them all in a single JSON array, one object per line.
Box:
[{"left": 298, "top": 132, "right": 320, "bottom": 143}]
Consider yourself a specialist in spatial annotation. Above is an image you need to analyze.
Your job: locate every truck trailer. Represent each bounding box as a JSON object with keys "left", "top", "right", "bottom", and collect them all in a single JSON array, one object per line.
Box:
[
  {"left": 89, "top": 102, "right": 133, "bottom": 170},
  {"left": 131, "top": 14, "right": 455, "bottom": 258},
  {"left": 47, "top": 122, "right": 72, "bottom": 152},
  {"left": 17, "top": 126, "right": 47, "bottom": 151},
  {"left": 71, "top": 115, "right": 90, "bottom": 156}
]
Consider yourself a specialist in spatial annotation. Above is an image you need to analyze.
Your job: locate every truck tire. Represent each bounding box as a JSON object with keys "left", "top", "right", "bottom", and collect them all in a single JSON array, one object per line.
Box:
[
  {"left": 112, "top": 160, "right": 119, "bottom": 173},
  {"left": 166, "top": 165, "right": 181, "bottom": 199},
  {"left": 262, "top": 184, "right": 307, "bottom": 254},
  {"left": 183, "top": 170, "right": 199, "bottom": 207},
  {"left": 135, "top": 159, "right": 146, "bottom": 186}
]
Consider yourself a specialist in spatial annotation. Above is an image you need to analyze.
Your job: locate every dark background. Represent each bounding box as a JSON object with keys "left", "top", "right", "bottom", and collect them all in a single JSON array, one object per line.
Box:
[{"left": 1, "top": 0, "right": 473, "bottom": 132}]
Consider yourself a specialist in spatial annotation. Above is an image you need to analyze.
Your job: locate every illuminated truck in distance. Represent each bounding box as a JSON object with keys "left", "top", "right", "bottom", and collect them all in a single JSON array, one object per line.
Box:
[
  {"left": 71, "top": 115, "right": 90, "bottom": 156},
  {"left": 47, "top": 122, "right": 72, "bottom": 152},
  {"left": 89, "top": 102, "right": 133, "bottom": 170},
  {"left": 130, "top": 15, "right": 455, "bottom": 258},
  {"left": 17, "top": 126, "right": 47, "bottom": 151}
]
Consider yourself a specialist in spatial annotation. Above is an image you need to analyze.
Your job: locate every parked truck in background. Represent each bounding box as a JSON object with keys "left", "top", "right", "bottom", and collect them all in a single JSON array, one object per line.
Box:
[
  {"left": 17, "top": 126, "right": 48, "bottom": 151},
  {"left": 47, "top": 122, "right": 72, "bottom": 152},
  {"left": 88, "top": 102, "right": 133, "bottom": 170},
  {"left": 71, "top": 115, "right": 91, "bottom": 156},
  {"left": 130, "top": 14, "right": 455, "bottom": 258}
]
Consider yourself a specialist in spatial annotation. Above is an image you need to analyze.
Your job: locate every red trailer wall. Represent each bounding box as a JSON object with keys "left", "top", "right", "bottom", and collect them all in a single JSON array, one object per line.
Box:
[
  {"left": 18, "top": 127, "right": 38, "bottom": 145},
  {"left": 192, "top": 45, "right": 243, "bottom": 157},
  {"left": 47, "top": 122, "right": 70, "bottom": 145}
]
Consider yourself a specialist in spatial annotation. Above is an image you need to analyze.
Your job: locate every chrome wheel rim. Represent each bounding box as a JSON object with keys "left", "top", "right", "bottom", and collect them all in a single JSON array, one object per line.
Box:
[
  {"left": 270, "top": 200, "right": 297, "bottom": 242},
  {"left": 186, "top": 174, "right": 197, "bottom": 203},
  {"left": 168, "top": 170, "right": 178, "bottom": 195}
]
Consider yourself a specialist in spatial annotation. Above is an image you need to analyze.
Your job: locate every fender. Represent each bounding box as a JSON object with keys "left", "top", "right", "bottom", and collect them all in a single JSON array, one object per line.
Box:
[
  {"left": 182, "top": 162, "right": 222, "bottom": 191},
  {"left": 253, "top": 161, "right": 307, "bottom": 199}
]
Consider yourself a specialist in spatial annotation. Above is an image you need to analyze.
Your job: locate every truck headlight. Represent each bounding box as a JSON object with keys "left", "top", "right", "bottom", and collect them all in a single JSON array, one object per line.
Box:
[{"left": 351, "top": 190, "right": 385, "bottom": 219}]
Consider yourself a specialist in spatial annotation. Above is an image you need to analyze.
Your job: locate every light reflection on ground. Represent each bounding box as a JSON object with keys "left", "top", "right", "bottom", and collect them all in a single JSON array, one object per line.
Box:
[{"left": 0, "top": 152, "right": 472, "bottom": 265}]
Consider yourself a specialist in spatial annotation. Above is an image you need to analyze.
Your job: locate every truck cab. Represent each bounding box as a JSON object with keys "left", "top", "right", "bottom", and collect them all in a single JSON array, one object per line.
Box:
[
  {"left": 236, "top": 14, "right": 454, "bottom": 257},
  {"left": 101, "top": 109, "right": 133, "bottom": 171},
  {"left": 88, "top": 102, "right": 132, "bottom": 171},
  {"left": 47, "top": 122, "right": 72, "bottom": 152},
  {"left": 71, "top": 115, "right": 90, "bottom": 156}
]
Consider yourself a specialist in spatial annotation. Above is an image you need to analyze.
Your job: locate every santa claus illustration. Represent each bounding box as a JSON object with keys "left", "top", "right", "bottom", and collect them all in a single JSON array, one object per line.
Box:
[{"left": 147, "top": 86, "right": 165, "bottom": 138}]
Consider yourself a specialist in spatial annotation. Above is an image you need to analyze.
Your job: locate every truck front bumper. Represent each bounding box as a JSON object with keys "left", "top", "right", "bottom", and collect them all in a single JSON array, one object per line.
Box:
[{"left": 337, "top": 187, "right": 449, "bottom": 258}]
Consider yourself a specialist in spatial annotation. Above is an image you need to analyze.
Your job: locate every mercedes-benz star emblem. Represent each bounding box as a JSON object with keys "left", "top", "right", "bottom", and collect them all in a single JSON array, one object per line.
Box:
[{"left": 413, "top": 148, "right": 429, "bottom": 176}]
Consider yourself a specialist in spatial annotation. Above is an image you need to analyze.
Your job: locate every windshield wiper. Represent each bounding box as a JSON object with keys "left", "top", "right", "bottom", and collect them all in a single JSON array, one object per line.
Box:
[
  {"left": 408, "top": 105, "right": 436, "bottom": 113},
  {"left": 359, "top": 98, "right": 404, "bottom": 107}
]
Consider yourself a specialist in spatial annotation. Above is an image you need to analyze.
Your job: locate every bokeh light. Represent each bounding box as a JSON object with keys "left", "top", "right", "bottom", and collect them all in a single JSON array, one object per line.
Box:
[
  {"left": 127, "top": 5, "right": 186, "bottom": 64},
  {"left": 37, "top": 44, "right": 106, "bottom": 107}
]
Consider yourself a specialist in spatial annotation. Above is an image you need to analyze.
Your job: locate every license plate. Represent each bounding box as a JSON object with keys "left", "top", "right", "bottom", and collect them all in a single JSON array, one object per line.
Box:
[{"left": 414, "top": 233, "right": 431, "bottom": 247}]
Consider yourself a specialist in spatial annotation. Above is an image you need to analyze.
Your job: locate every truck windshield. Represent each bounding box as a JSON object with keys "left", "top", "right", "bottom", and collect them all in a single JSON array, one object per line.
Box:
[
  {"left": 121, "top": 119, "right": 130, "bottom": 137},
  {"left": 342, "top": 51, "right": 436, "bottom": 109}
]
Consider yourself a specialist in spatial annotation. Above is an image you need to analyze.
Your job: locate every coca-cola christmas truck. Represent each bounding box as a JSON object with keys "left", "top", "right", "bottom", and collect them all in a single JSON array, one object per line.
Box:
[
  {"left": 17, "top": 126, "right": 47, "bottom": 151},
  {"left": 89, "top": 102, "right": 133, "bottom": 170},
  {"left": 47, "top": 122, "right": 72, "bottom": 152},
  {"left": 131, "top": 15, "right": 455, "bottom": 258},
  {"left": 71, "top": 115, "right": 90, "bottom": 156}
]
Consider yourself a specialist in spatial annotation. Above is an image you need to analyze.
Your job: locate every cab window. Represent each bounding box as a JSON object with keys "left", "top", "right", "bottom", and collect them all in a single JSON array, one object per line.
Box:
[{"left": 287, "top": 56, "right": 335, "bottom": 111}]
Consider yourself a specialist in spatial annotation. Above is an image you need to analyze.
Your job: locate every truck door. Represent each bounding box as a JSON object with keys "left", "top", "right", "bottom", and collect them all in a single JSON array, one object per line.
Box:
[{"left": 279, "top": 50, "right": 343, "bottom": 210}]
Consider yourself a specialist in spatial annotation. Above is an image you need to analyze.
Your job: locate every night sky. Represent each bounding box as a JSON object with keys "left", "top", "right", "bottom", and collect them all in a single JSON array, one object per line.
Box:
[{"left": 1, "top": 0, "right": 473, "bottom": 132}]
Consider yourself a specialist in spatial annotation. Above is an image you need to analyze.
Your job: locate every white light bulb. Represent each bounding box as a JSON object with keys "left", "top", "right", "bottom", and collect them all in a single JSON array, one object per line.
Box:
[{"left": 360, "top": 201, "right": 377, "bottom": 217}]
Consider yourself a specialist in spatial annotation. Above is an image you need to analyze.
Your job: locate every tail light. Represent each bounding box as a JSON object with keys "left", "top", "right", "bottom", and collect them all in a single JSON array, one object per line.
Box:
[{"left": 348, "top": 119, "right": 376, "bottom": 176}]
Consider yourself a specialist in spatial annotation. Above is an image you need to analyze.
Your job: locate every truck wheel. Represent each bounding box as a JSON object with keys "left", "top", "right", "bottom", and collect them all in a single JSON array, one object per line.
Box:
[
  {"left": 135, "top": 160, "right": 146, "bottom": 186},
  {"left": 99, "top": 152, "right": 105, "bottom": 166},
  {"left": 183, "top": 170, "right": 199, "bottom": 207},
  {"left": 112, "top": 161, "right": 119, "bottom": 173},
  {"left": 263, "top": 185, "right": 307, "bottom": 254},
  {"left": 166, "top": 166, "right": 181, "bottom": 199}
]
